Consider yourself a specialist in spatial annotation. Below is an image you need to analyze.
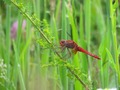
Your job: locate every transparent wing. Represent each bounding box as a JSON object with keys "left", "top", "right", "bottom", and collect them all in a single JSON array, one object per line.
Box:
[{"left": 53, "top": 45, "right": 74, "bottom": 60}]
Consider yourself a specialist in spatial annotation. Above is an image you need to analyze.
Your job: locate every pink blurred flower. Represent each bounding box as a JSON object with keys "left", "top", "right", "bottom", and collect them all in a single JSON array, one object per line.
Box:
[
  {"left": 11, "top": 20, "right": 26, "bottom": 39},
  {"left": 22, "top": 20, "right": 26, "bottom": 30}
]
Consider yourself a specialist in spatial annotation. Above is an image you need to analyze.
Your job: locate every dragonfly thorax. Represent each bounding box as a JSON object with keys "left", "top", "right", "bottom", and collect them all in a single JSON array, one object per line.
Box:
[{"left": 60, "top": 40, "right": 76, "bottom": 49}]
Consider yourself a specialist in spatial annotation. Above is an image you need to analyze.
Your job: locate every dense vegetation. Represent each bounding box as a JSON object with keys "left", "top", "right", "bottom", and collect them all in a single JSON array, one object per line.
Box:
[{"left": 0, "top": 0, "right": 120, "bottom": 90}]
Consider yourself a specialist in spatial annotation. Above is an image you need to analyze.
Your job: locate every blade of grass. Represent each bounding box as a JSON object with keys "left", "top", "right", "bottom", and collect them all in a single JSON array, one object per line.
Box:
[
  {"left": 66, "top": 1, "right": 84, "bottom": 90},
  {"left": 84, "top": 0, "right": 91, "bottom": 84},
  {"left": 50, "top": 15, "right": 59, "bottom": 90},
  {"left": 13, "top": 41, "right": 26, "bottom": 90},
  {"left": 109, "top": 0, "right": 119, "bottom": 89},
  {"left": 79, "top": 4, "right": 88, "bottom": 90},
  {"left": 59, "top": 0, "right": 68, "bottom": 90},
  {"left": 5, "top": 4, "right": 11, "bottom": 90}
]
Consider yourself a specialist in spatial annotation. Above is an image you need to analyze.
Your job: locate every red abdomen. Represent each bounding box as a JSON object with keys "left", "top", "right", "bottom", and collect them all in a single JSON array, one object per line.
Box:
[{"left": 77, "top": 47, "right": 100, "bottom": 60}]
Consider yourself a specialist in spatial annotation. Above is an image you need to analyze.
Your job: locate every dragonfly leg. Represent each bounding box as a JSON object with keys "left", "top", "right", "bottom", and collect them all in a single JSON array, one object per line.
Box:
[
  {"left": 61, "top": 48, "right": 72, "bottom": 60},
  {"left": 66, "top": 48, "right": 72, "bottom": 58},
  {"left": 54, "top": 46, "right": 66, "bottom": 53}
]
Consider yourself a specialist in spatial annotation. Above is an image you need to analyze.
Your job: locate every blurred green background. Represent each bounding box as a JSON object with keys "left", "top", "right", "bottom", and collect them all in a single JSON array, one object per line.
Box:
[{"left": 0, "top": 0, "right": 120, "bottom": 90}]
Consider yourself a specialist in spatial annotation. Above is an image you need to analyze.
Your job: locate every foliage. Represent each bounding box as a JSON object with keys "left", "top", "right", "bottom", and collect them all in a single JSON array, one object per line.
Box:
[{"left": 0, "top": 0, "right": 120, "bottom": 90}]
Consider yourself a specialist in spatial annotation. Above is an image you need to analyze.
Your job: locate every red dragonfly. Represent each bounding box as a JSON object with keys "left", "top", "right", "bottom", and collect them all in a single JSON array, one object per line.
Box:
[{"left": 60, "top": 40, "right": 100, "bottom": 60}]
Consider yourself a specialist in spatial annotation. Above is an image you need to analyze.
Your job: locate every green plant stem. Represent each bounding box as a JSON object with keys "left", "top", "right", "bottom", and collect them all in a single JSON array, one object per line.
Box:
[
  {"left": 55, "top": 50, "right": 89, "bottom": 90},
  {"left": 5, "top": 4, "right": 11, "bottom": 90},
  {"left": 67, "top": 67, "right": 89, "bottom": 90}
]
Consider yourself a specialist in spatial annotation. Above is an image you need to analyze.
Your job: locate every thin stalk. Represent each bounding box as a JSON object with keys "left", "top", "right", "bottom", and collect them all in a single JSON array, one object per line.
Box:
[
  {"left": 79, "top": 4, "right": 88, "bottom": 90},
  {"left": 5, "top": 4, "right": 11, "bottom": 90},
  {"left": 60, "top": 0, "right": 68, "bottom": 90},
  {"left": 84, "top": 0, "right": 92, "bottom": 89},
  {"left": 109, "top": 0, "right": 119, "bottom": 89},
  {"left": 50, "top": 15, "right": 59, "bottom": 90},
  {"left": 13, "top": 41, "right": 26, "bottom": 90}
]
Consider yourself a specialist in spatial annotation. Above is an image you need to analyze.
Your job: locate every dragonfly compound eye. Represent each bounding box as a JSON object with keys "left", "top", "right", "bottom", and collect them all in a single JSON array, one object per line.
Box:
[{"left": 60, "top": 40, "right": 66, "bottom": 46}]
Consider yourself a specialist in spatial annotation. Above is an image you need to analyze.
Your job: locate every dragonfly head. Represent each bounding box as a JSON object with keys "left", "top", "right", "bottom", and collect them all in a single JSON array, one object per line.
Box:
[{"left": 60, "top": 40, "right": 66, "bottom": 47}]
